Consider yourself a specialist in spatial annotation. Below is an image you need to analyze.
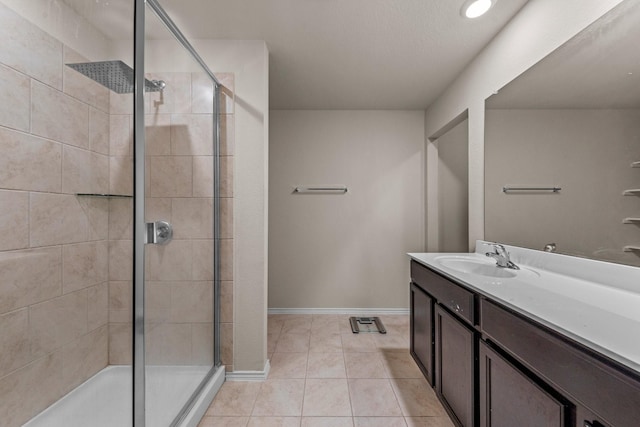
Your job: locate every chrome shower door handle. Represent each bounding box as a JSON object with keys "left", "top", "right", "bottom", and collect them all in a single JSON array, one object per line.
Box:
[{"left": 146, "top": 220, "right": 173, "bottom": 245}]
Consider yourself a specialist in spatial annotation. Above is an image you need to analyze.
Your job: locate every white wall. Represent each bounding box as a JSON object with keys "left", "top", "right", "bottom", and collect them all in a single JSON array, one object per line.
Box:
[
  {"left": 437, "top": 119, "right": 469, "bottom": 252},
  {"left": 269, "top": 110, "right": 425, "bottom": 309},
  {"left": 424, "top": 0, "right": 626, "bottom": 247}
]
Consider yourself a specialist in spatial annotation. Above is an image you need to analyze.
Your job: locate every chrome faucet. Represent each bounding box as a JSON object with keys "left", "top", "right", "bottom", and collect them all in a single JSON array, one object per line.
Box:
[{"left": 485, "top": 243, "right": 520, "bottom": 270}]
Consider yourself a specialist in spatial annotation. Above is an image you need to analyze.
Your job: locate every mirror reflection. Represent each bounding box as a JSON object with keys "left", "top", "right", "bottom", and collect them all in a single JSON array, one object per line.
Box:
[{"left": 485, "top": 0, "right": 640, "bottom": 266}]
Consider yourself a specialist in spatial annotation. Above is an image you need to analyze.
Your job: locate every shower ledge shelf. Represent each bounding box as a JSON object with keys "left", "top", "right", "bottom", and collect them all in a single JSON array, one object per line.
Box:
[
  {"left": 623, "top": 246, "right": 640, "bottom": 252},
  {"left": 76, "top": 193, "right": 133, "bottom": 198},
  {"left": 632, "top": 161, "right": 640, "bottom": 168},
  {"left": 623, "top": 189, "right": 640, "bottom": 196},
  {"left": 623, "top": 218, "right": 640, "bottom": 224}
]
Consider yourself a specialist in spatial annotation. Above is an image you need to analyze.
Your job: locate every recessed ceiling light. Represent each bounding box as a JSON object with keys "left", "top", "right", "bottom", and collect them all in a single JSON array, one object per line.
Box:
[{"left": 462, "top": 0, "right": 495, "bottom": 19}]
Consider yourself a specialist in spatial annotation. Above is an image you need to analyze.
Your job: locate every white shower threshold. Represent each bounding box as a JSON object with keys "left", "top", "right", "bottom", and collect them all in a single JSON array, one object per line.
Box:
[{"left": 24, "top": 365, "right": 225, "bottom": 427}]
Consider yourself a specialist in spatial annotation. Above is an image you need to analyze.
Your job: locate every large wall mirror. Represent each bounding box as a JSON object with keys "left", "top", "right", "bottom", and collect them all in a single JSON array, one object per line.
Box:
[{"left": 485, "top": 0, "right": 640, "bottom": 267}]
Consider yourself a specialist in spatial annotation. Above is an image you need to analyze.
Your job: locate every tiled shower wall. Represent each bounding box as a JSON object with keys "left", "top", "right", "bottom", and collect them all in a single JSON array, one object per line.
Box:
[
  {"left": 0, "top": 3, "right": 235, "bottom": 425},
  {"left": 107, "top": 72, "right": 235, "bottom": 369},
  {"left": 0, "top": 5, "right": 109, "bottom": 426}
]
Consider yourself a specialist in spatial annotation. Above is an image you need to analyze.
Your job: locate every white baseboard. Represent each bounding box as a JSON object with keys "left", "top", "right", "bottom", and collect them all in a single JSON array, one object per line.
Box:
[
  {"left": 225, "top": 360, "right": 271, "bottom": 382},
  {"left": 267, "top": 307, "right": 410, "bottom": 315}
]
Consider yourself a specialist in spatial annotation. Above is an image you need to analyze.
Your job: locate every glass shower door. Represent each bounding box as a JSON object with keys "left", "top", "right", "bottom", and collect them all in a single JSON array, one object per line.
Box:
[{"left": 137, "top": 1, "right": 220, "bottom": 425}]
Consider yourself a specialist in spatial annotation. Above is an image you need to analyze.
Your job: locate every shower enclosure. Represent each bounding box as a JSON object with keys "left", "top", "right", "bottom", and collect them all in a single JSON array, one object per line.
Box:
[{"left": 0, "top": 0, "right": 225, "bottom": 425}]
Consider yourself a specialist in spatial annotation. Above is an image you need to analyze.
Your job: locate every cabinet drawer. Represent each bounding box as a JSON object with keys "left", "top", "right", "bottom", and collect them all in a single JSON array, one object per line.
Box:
[
  {"left": 481, "top": 299, "right": 640, "bottom": 427},
  {"left": 411, "top": 260, "right": 475, "bottom": 325}
]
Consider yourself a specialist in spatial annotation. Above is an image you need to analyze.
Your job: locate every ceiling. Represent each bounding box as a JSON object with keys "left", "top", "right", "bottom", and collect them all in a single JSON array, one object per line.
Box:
[
  {"left": 487, "top": 0, "right": 640, "bottom": 109},
  {"left": 62, "top": 0, "right": 529, "bottom": 110}
]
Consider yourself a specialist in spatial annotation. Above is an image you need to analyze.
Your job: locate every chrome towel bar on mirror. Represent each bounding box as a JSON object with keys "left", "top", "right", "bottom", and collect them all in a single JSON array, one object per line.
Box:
[
  {"left": 502, "top": 186, "right": 561, "bottom": 193},
  {"left": 293, "top": 186, "right": 348, "bottom": 193}
]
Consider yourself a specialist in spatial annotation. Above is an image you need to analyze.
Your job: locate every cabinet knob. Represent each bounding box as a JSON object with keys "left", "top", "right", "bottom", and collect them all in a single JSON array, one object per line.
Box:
[{"left": 450, "top": 301, "right": 462, "bottom": 312}]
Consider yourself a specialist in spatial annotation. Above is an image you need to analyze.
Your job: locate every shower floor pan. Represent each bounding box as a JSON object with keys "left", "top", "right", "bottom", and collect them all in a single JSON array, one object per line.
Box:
[{"left": 24, "top": 365, "right": 222, "bottom": 427}]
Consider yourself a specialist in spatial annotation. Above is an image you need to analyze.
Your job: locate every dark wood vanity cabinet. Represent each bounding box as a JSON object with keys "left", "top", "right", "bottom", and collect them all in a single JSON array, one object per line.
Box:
[
  {"left": 479, "top": 341, "right": 568, "bottom": 427},
  {"left": 410, "top": 260, "right": 477, "bottom": 427},
  {"left": 435, "top": 305, "right": 476, "bottom": 427},
  {"left": 409, "top": 259, "right": 640, "bottom": 427},
  {"left": 410, "top": 283, "right": 433, "bottom": 383}
]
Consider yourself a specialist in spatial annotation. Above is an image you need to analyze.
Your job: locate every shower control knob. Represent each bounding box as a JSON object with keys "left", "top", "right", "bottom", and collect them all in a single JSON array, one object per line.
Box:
[{"left": 146, "top": 220, "right": 173, "bottom": 245}]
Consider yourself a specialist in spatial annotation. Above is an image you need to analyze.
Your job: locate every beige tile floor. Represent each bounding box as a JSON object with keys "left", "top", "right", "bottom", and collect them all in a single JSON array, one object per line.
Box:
[{"left": 199, "top": 314, "right": 454, "bottom": 427}]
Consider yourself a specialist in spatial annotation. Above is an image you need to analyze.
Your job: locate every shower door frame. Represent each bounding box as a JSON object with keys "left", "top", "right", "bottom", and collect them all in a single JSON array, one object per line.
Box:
[{"left": 133, "top": 1, "right": 222, "bottom": 425}]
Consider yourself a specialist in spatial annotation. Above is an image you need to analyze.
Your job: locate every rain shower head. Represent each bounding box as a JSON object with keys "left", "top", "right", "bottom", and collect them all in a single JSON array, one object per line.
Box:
[{"left": 66, "top": 60, "right": 165, "bottom": 94}]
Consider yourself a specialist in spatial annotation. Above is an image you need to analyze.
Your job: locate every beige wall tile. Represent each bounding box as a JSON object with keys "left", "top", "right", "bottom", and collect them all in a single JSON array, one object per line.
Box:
[
  {"left": 192, "top": 239, "right": 214, "bottom": 281},
  {"left": 146, "top": 239, "right": 192, "bottom": 281},
  {"left": 191, "top": 323, "right": 213, "bottom": 365},
  {"left": 108, "top": 323, "right": 132, "bottom": 365},
  {"left": 221, "top": 322, "right": 233, "bottom": 366},
  {"left": 0, "top": 352, "right": 64, "bottom": 427},
  {"left": 62, "top": 47, "right": 109, "bottom": 113},
  {"left": 61, "top": 325, "right": 108, "bottom": 392},
  {"left": 110, "top": 92, "right": 133, "bottom": 115},
  {"left": 30, "top": 289, "right": 88, "bottom": 358},
  {"left": 0, "top": 127, "right": 61, "bottom": 192},
  {"left": 193, "top": 156, "right": 213, "bottom": 197},
  {"left": 110, "top": 114, "right": 132, "bottom": 157},
  {"left": 0, "top": 246, "right": 61, "bottom": 314},
  {"left": 0, "top": 190, "right": 29, "bottom": 251},
  {"left": 62, "top": 241, "right": 108, "bottom": 293},
  {"left": 191, "top": 72, "right": 214, "bottom": 114},
  {"left": 109, "top": 281, "right": 132, "bottom": 323},
  {"left": 220, "top": 114, "right": 235, "bottom": 156},
  {"left": 220, "top": 281, "right": 233, "bottom": 323},
  {"left": 79, "top": 196, "right": 109, "bottom": 241},
  {"left": 108, "top": 198, "right": 133, "bottom": 240},
  {"left": 145, "top": 197, "right": 172, "bottom": 222},
  {"left": 149, "top": 156, "right": 193, "bottom": 197},
  {"left": 170, "top": 281, "right": 213, "bottom": 323},
  {"left": 220, "top": 239, "right": 234, "bottom": 281},
  {"left": 145, "top": 281, "right": 171, "bottom": 322},
  {"left": 62, "top": 146, "right": 109, "bottom": 194},
  {"left": 0, "top": 3, "right": 63, "bottom": 89},
  {"left": 146, "top": 113, "right": 171, "bottom": 155},
  {"left": 0, "top": 309, "right": 32, "bottom": 378},
  {"left": 87, "top": 282, "right": 108, "bottom": 331},
  {"left": 145, "top": 322, "right": 191, "bottom": 365},
  {"left": 171, "top": 197, "right": 213, "bottom": 239},
  {"left": 89, "top": 107, "right": 110, "bottom": 155},
  {"left": 221, "top": 197, "right": 233, "bottom": 239},
  {"left": 30, "top": 193, "right": 89, "bottom": 246},
  {"left": 221, "top": 156, "right": 234, "bottom": 197},
  {"left": 171, "top": 114, "right": 214, "bottom": 155},
  {"left": 108, "top": 240, "right": 133, "bottom": 281},
  {"left": 147, "top": 73, "right": 191, "bottom": 114},
  {"left": 0, "top": 63, "right": 30, "bottom": 132},
  {"left": 109, "top": 156, "right": 133, "bottom": 195},
  {"left": 31, "top": 80, "right": 89, "bottom": 148}
]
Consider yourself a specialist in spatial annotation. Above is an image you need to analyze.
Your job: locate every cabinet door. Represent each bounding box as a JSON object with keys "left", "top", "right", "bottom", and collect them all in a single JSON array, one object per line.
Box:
[
  {"left": 479, "top": 341, "right": 568, "bottom": 427},
  {"left": 411, "top": 283, "right": 433, "bottom": 384},
  {"left": 435, "top": 305, "right": 475, "bottom": 427}
]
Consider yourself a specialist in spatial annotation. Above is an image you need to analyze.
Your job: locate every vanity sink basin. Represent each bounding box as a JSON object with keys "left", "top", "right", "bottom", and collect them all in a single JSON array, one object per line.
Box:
[{"left": 434, "top": 255, "right": 541, "bottom": 279}]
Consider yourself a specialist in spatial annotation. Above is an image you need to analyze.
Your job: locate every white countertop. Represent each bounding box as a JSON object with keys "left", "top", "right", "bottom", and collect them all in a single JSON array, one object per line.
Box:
[{"left": 409, "top": 241, "right": 640, "bottom": 374}]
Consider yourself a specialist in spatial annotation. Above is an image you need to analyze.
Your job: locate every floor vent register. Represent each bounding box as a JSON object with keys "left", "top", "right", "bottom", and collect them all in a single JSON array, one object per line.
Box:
[{"left": 349, "top": 317, "right": 386, "bottom": 334}]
